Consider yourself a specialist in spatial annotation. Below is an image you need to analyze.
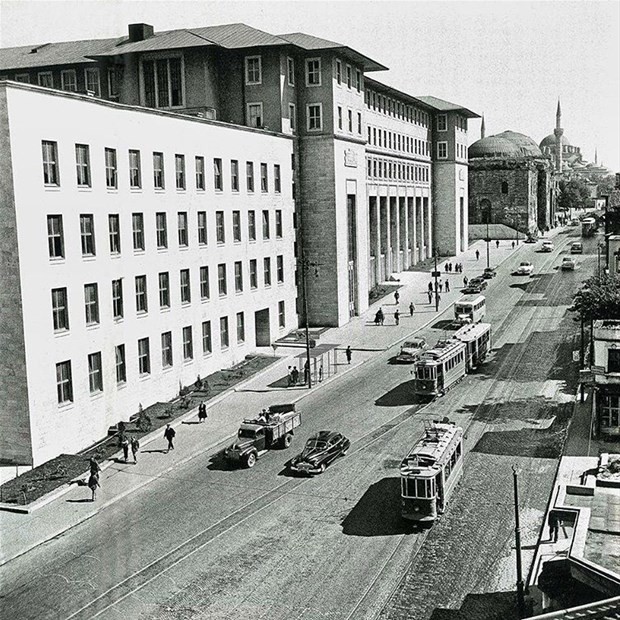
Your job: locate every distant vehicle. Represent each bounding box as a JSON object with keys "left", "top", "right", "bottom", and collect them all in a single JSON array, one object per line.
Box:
[
  {"left": 400, "top": 421, "right": 464, "bottom": 523},
  {"left": 570, "top": 242, "right": 583, "bottom": 254},
  {"left": 468, "top": 277, "right": 488, "bottom": 290},
  {"left": 517, "top": 261, "right": 534, "bottom": 275},
  {"left": 541, "top": 240, "right": 554, "bottom": 252},
  {"left": 288, "top": 431, "right": 350, "bottom": 475},
  {"left": 454, "top": 294, "right": 486, "bottom": 324},
  {"left": 482, "top": 267, "right": 497, "bottom": 279},
  {"left": 224, "top": 404, "right": 300, "bottom": 468},
  {"left": 396, "top": 337, "right": 428, "bottom": 363},
  {"left": 561, "top": 257, "right": 576, "bottom": 271},
  {"left": 462, "top": 283, "right": 483, "bottom": 295},
  {"left": 582, "top": 218, "right": 597, "bottom": 237}
]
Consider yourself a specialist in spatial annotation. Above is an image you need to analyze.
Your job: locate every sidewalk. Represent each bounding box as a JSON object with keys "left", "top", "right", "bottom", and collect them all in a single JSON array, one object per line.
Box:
[{"left": 0, "top": 236, "right": 531, "bottom": 567}]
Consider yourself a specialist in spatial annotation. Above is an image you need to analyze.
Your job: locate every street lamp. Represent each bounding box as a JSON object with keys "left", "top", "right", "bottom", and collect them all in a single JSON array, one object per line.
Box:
[
  {"left": 433, "top": 250, "right": 440, "bottom": 312},
  {"left": 486, "top": 207, "right": 491, "bottom": 269},
  {"left": 298, "top": 255, "right": 320, "bottom": 389}
]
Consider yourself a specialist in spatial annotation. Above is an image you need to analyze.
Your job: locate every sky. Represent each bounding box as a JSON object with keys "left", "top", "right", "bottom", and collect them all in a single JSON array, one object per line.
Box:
[{"left": 1, "top": 0, "right": 618, "bottom": 172}]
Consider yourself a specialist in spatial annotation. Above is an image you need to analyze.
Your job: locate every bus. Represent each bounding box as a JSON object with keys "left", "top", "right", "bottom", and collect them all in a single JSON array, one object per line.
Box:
[
  {"left": 454, "top": 294, "right": 486, "bottom": 324},
  {"left": 400, "top": 420, "right": 464, "bottom": 522},
  {"left": 451, "top": 322, "right": 492, "bottom": 371},
  {"left": 582, "top": 218, "right": 597, "bottom": 237},
  {"left": 414, "top": 339, "right": 467, "bottom": 398}
]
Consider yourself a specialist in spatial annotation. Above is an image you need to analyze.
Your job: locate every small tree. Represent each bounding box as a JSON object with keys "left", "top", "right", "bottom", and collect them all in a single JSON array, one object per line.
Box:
[
  {"left": 558, "top": 178, "right": 591, "bottom": 211},
  {"left": 570, "top": 274, "right": 620, "bottom": 322}
]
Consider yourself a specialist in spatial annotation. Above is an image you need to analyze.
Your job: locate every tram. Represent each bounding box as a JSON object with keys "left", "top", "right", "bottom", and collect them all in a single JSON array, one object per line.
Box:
[
  {"left": 413, "top": 339, "right": 466, "bottom": 398},
  {"left": 400, "top": 420, "right": 464, "bottom": 522},
  {"left": 581, "top": 217, "right": 597, "bottom": 237},
  {"left": 451, "top": 322, "right": 492, "bottom": 371}
]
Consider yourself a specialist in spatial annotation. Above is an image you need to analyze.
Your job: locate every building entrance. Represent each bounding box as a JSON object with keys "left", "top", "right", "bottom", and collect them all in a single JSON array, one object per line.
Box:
[{"left": 254, "top": 308, "right": 271, "bottom": 346}]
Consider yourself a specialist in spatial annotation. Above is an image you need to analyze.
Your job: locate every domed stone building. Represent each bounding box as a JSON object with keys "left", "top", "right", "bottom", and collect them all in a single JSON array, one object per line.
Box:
[{"left": 468, "top": 120, "right": 554, "bottom": 237}]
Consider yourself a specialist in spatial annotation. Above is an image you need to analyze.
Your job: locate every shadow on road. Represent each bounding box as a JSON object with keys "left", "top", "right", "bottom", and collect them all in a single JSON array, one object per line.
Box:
[
  {"left": 375, "top": 380, "right": 417, "bottom": 407},
  {"left": 429, "top": 590, "right": 526, "bottom": 620}
]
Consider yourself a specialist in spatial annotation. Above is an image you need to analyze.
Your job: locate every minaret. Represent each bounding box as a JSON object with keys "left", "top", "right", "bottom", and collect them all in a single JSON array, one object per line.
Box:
[
  {"left": 553, "top": 99, "right": 563, "bottom": 172},
  {"left": 595, "top": 148, "right": 598, "bottom": 165},
  {"left": 481, "top": 114, "right": 486, "bottom": 139}
]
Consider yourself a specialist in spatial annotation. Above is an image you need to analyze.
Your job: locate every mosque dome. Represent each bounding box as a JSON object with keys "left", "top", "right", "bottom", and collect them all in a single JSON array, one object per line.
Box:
[
  {"left": 496, "top": 131, "right": 543, "bottom": 157},
  {"left": 469, "top": 136, "right": 522, "bottom": 159},
  {"left": 540, "top": 134, "right": 571, "bottom": 148}
]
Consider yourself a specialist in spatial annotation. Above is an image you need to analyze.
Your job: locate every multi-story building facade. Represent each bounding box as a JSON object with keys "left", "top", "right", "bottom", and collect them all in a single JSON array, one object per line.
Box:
[{"left": 0, "top": 22, "right": 478, "bottom": 466}]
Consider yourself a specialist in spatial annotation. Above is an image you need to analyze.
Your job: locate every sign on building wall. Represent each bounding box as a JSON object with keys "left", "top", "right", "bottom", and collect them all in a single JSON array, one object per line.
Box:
[{"left": 344, "top": 149, "right": 357, "bottom": 168}]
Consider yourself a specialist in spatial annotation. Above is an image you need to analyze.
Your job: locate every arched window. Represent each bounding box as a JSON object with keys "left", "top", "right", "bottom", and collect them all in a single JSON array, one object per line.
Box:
[{"left": 501, "top": 181, "right": 508, "bottom": 194}]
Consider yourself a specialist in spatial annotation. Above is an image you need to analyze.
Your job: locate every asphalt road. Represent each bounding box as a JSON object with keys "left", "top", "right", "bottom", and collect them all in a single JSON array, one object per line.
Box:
[{"left": 0, "top": 227, "right": 597, "bottom": 620}]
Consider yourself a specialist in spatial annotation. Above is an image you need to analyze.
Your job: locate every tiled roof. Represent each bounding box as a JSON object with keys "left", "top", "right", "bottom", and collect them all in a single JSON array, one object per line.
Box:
[
  {"left": 97, "top": 30, "right": 217, "bottom": 56},
  {"left": 416, "top": 95, "right": 480, "bottom": 118}
]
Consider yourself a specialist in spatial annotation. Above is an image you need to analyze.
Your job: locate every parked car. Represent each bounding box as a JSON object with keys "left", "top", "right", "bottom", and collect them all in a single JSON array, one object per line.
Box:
[
  {"left": 482, "top": 267, "right": 497, "bottom": 279},
  {"left": 570, "top": 242, "right": 583, "bottom": 254},
  {"left": 468, "top": 277, "right": 488, "bottom": 290},
  {"left": 517, "top": 261, "right": 534, "bottom": 275},
  {"left": 561, "top": 257, "right": 576, "bottom": 271},
  {"left": 462, "top": 284, "right": 483, "bottom": 294},
  {"left": 540, "top": 240, "right": 554, "bottom": 252},
  {"left": 288, "top": 431, "right": 350, "bottom": 475},
  {"left": 395, "top": 337, "right": 428, "bottom": 363}
]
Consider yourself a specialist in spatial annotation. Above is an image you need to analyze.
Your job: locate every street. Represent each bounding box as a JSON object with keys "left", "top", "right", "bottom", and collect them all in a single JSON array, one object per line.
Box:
[{"left": 0, "top": 229, "right": 596, "bottom": 620}]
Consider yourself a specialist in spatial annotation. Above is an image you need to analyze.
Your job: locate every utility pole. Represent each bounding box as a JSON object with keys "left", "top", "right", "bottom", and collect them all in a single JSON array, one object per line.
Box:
[
  {"left": 433, "top": 250, "right": 440, "bottom": 312},
  {"left": 299, "top": 256, "right": 320, "bottom": 389},
  {"left": 513, "top": 466, "right": 526, "bottom": 618},
  {"left": 486, "top": 207, "right": 491, "bottom": 269}
]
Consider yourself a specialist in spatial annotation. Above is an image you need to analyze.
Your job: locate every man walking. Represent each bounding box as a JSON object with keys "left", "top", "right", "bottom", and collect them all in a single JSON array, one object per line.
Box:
[
  {"left": 475, "top": 249, "right": 480, "bottom": 261},
  {"left": 345, "top": 346, "right": 352, "bottom": 364},
  {"left": 164, "top": 424, "right": 176, "bottom": 453},
  {"left": 463, "top": 275, "right": 468, "bottom": 287},
  {"left": 548, "top": 511, "right": 560, "bottom": 543},
  {"left": 88, "top": 473, "right": 100, "bottom": 501},
  {"left": 131, "top": 436, "right": 140, "bottom": 463},
  {"left": 427, "top": 290, "right": 433, "bottom": 304},
  {"left": 394, "top": 309, "right": 400, "bottom": 325},
  {"left": 428, "top": 281, "right": 433, "bottom": 293},
  {"left": 409, "top": 302, "right": 415, "bottom": 316},
  {"left": 496, "top": 240, "right": 500, "bottom": 249},
  {"left": 445, "top": 279, "right": 450, "bottom": 292},
  {"left": 121, "top": 436, "right": 130, "bottom": 463},
  {"left": 394, "top": 290, "right": 400, "bottom": 305},
  {"left": 198, "top": 402, "right": 207, "bottom": 422}
]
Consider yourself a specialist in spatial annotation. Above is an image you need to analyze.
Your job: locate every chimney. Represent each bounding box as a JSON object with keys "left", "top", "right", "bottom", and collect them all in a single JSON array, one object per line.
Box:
[{"left": 128, "top": 23, "right": 154, "bottom": 42}]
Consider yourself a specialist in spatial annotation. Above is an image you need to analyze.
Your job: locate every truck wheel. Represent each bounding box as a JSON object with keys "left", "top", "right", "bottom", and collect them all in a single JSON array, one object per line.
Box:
[
  {"left": 245, "top": 452, "right": 257, "bottom": 468},
  {"left": 282, "top": 433, "right": 293, "bottom": 449}
]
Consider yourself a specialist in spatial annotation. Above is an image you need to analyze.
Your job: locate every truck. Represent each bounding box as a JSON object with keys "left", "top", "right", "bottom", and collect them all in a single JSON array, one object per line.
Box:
[{"left": 223, "top": 404, "right": 301, "bottom": 468}]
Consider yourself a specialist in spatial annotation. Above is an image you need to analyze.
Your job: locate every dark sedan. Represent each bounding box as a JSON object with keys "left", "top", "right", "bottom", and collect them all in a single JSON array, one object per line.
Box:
[
  {"left": 468, "top": 277, "right": 488, "bottom": 290},
  {"left": 288, "top": 431, "right": 350, "bottom": 475},
  {"left": 462, "top": 284, "right": 483, "bottom": 294}
]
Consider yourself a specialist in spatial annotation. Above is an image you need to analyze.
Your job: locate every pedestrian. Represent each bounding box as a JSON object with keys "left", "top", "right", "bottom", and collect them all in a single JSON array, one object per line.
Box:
[
  {"left": 198, "top": 402, "right": 207, "bottom": 422},
  {"left": 427, "top": 290, "right": 433, "bottom": 304},
  {"left": 512, "top": 240, "right": 515, "bottom": 249},
  {"left": 287, "top": 366, "right": 293, "bottom": 387},
  {"left": 88, "top": 473, "right": 100, "bottom": 501},
  {"left": 291, "top": 366, "right": 299, "bottom": 385},
  {"left": 89, "top": 457, "right": 101, "bottom": 477},
  {"left": 458, "top": 263, "right": 463, "bottom": 273},
  {"left": 428, "top": 281, "right": 433, "bottom": 293},
  {"left": 463, "top": 275, "right": 468, "bottom": 287},
  {"left": 445, "top": 279, "right": 450, "bottom": 292},
  {"left": 434, "top": 280, "right": 439, "bottom": 291},
  {"left": 394, "top": 309, "right": 400, "bottom": 325},
  {"left": 378, "top": 307, "right": 385, "bottom": 325},
  {"left": 409, "top": 301, "right": 415, "bottom": 316},
  {"left": 394, "top": 290, "right": 400, "bottom": 305},
  {"left": 319, "top": 364, "right": 324, "bottom": 382},
  {"left": 345, "top": 346, "right": 352, "bottom": 364},
  {"left": 303, "top": 361, "right": 310, "bottom": 384},
  {"left": 374, "top": 310, "right": 381, "bottom": 326},
  {"left": 131, "top": 436, "right": 140, "bottom": 463},
  {"left": 436, "top": 293, "right": 441, "bottom": 305},
  {"left": 548, "top": 511, "right": 560, "bottom": 543},
  {"left": 164, "top": 424, "right": 176, "bottom": 453},
  {"left": 444, "top": 263, "right": 449, "bottom": 273},
  {"left": 475, "top": 249, "right": 480, "bottom": 261},
  {"left": 449, "top": 262, "right": 453, "bottom": 272},
  {"left": 496, "top": 240, "right": 500, "bottom": 249},
  {"left": 121, "top": 436, "right": 130, "bottom": 463},
  {"left": 438, "top": 281, "right": 443, "bottom": 293}
]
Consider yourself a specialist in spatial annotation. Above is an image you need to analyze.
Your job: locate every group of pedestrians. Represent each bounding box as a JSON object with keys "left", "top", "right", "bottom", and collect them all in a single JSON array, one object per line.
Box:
[{"left": 444, "top": 262, "right": 463, "bottom": 273}]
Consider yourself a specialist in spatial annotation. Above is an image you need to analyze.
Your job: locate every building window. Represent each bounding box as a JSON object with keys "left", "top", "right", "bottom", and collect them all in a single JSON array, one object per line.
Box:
[
  {"left": 80, "top": 214, "right": 96, "bottom": 256},
  {"left": 245, "top": 55, "right": 262, "bottom": 85},
  {"left": 234, "top": 261, "right": 243, "bottom": 293},
  {"left": 156, "top": 212, "right": 168, "bottom": 249},
  {"left": 88, "top": 352, "right": 103, "bottom": 393},
  {"left": 264, "top": 257, "right": 272, "bottom": 286},
  {"left": 336, "top": 60, "right": 342, "bottom": 85},
  {"left": 216, "top": 211, "right": 225, "bottom": 244},
  {"left": 135, "top": 275, "right": 148, "bottom": 313},
  {"left": 250, "top": 259, "right": 258, "bottom": 289},
  {"left": 84, "top": 283, "right": 99, "bottom": 325},
  {"left": 47, "top": 214, "right": 64, "bottom": 258},
  {"left": 15, "top": 74, "right": 30, "bottom": 83},
  {"left": 277, "top": 255, "right": 284, "bottom": 283},
  {"left": 220, "top": 316, "right": 229, "bottom": 349},
  {"left": 237, "top": 312, "right": 245, "bottom": 343},
  {"left": 248, "top": 210, "right": 256, "bottom": 241},
  {"left": 260, "top": 163, "right": 268, "bottom": 192},
  {"left": 161, "top": 331, "right": 173, "bottom": 368},
  {"left": 202, "top": 321, "right": 212, "bottom": 354},
  {"left": 246, "top": 161, "right": 255, "bottom": 192},
  {"left": 213, "top": 158, "right": 223, "bottom": 190},
  {"left": 112, "top": 279, "right": 124, "bottom": 319},
  {"left": 437, "top": 141, "right": 448, "bottom": 159},
  {"left": 356, "top": 69, "right": 361, "bottom": 92},
  {"left": 175, "top": 154, "right": 186, "bottom": 190},
  {"left": 278, "top": 300, "right": 286, "bottom": 327},
  {"left": 357, "top": 112, "right": 362, "bottom": 134},
  {"left": 85, "top": 68, "right": 101, "bottom": 96},
  {"left": 231, "top": 160, "right": 239, "bottom": 191},
  {"left": 197, "top": 211, "right": 207, "bottom": 245},
  {"left": 233, "top": 211, "right": 242, "bottom": 242},
  {"left": 346, "top": 65, "right": 352, "bottom": 88},
  {"left": 501, "top": 181, "right": 508, "bottom": 194},
  {"left": 348, "top": 109, "right": 353, "bottom": 132},
  {"left": 200, "top": 266, "right": 210, "bottom": 300},
  {"left": 56, "top": 361, "right": 73, "bottom": 404},
  {"left": 275, "top": 210, "right": 283, "bottom": 238},
  {"left": 159, "top": 272, "right": 170, "bottom": 308},
  {"left": 51, "top": 287, "right": 69, "bottom": 331},
  {"left": 129, "top": 149, "right": 142, "bottom": 188},
  {"left": 180, "top": 268, "right": 191, "bottom": 304},
  {"left": 153, "top": 152, "right": 165, "bottom": 189},
  {"left": 142, "top": 57, "right": 183, "bottom": 108},
  {"left": 61, "top": 69, "right": 77, "bottom": 92},
  {"left": 262, "top": 210, "right": 270, "bottom": 239},
  {"left": 104, "top": 148, "right": 118, "bottom": 189},
  {"left": 289, "top": 103, "right": 296, "bottom": 133},
  {"left": 306, "top": 58, "right": 321, "bottom": 86},
  {"left": 437, "top": 114, "right": 448, "bottom": 132},
  {"left": 307, "top": 104, "right": 322, "bottom": 131},
  {"left": 609, "top": 349, "right": 620, "bottom": 373},
  {"left": 132, "top": 213, "right": 145, "bottom": 251},
  {"left": 601, "top": 395, "right": 620, "bottom": 429},
  {"left": 108, "top": 67, "right": 119, "bottom": 98},
  {"left": 218, "top": 263, "right": 227, "bottom": 296},
  {"left": 42, "top": 140, "right": 60, "bottom": 186},
  {"left": 247, "top": 102, "right": 263, "bottom": 128},
  {"left": 75, "top": 144, "right": 91, "bottom": 187},
  {"left": 138, "top": 337, "right": 151, "bottom": 375},
  {"left": 338, "top": 106, "right": 343, "bottom": 130},
  {"left": 195, "top": 156, "right": 205, "bottom": 190},
  {"left": 38, "top": 72, "right": 53, "bottom": 88},
  {"left": 287, "top": 57, "right": 295, "bottom": 86},
  {"left": 274, "top": 164, "right": 281, "bottom": 193},
  {"left": 178, "top": 211, "right": 188, "bottom": 247},
  {"left": 115, "top": 345, "right": 126, "bottom": 384}
]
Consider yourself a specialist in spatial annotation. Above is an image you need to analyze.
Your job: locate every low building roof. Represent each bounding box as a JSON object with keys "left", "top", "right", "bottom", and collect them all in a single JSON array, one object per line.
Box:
[{"left": 415, "top": 94, "right": 480, "bottom": 118}]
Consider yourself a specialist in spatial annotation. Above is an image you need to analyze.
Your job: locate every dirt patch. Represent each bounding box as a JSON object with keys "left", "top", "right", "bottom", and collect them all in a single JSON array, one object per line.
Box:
[{"left": 369, "top": 283, "right": 400, "bottom": 305}]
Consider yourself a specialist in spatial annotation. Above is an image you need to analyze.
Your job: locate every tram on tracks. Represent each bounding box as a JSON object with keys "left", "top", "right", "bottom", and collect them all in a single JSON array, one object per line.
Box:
[
  {"left": 400, "top": 420, "right": 464, "bottom": 522},
  {"left": 413, "top": 323, "right": 492, "bottom": 398}
]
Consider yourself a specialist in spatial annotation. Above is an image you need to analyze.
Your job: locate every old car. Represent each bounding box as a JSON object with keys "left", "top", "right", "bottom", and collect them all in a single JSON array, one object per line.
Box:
[
  {"left": 540, "top": 240, "right": 554, "bottom": 252},
  {"left": 468, "top": 277, "right": 488, "bottom": 290},
  {"left": 561, "top": 257, "right": 576, "bottom": 271},
  {"left": 482, "top": 267, "right": 497, "bottom": 279},
  {"left": 462, "top": 283, "right": 483, "bottom": 295},
  {"left": 570, "top": 242, "right": 583, "bottom": 254},
  {"left": 288, "top": 431, "right": 350, "bottom": 475},
  {"left": 395, "top": 337, "right": 428, "bottom": 363},
  {"left": 516, "top": 261, "right": 534, "bottom": 275}
]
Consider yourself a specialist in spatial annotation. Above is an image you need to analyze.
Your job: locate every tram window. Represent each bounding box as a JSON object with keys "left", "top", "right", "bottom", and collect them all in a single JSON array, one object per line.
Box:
[
  {"left": 445, "top": 460, "right": 452, "bottom": 479},
  {"left": 456, "top": 442, "right": 462, "bottom": 459}
]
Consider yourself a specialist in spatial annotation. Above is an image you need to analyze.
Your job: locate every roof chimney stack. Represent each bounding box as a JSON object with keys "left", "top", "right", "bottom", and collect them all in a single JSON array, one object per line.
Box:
[{"left": 128, "top": 23, "right": 154, "bottom": 42}]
